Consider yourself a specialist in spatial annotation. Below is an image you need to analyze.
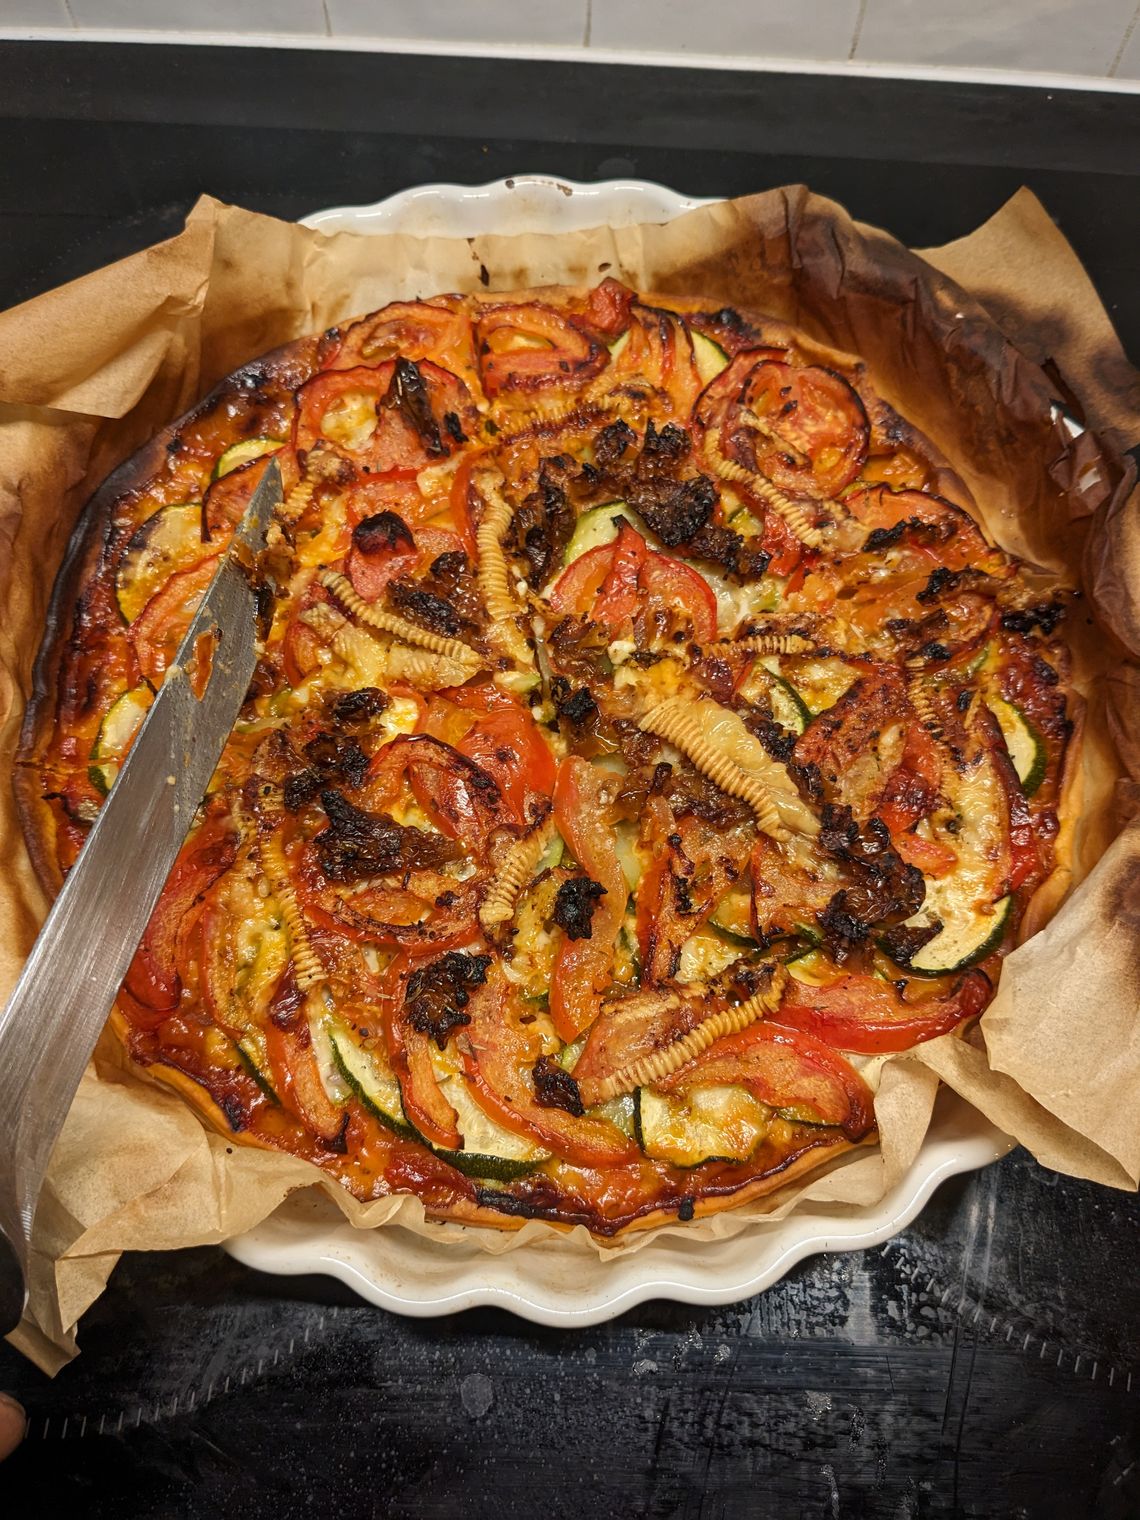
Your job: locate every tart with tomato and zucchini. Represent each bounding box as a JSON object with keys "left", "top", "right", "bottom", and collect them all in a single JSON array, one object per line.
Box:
[{"left": 16, "top": 280, "right": 1080, "bottom": 1236}]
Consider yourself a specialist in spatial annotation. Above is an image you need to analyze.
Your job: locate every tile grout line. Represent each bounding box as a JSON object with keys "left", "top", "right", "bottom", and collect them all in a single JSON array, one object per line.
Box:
[
  {"left": 848, "top": 0, "right": 868, "bottom": 63},
  {"left": 1108, "top": 0, "right": 1140, "bottom": 76},
  {"left": 583, "top": 0, "right": 592, "bottom": 50}
]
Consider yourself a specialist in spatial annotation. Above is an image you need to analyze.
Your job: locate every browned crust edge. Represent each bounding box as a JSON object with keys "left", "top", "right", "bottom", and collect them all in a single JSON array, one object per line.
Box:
[{"left": 111, "top": 1004, "right": 867, "bottom": 1241}]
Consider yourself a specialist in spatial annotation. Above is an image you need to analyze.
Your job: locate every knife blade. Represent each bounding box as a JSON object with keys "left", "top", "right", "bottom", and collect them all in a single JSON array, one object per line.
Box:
[{"left": 0, "top": 457, "right": 283, "bottom": 1333}]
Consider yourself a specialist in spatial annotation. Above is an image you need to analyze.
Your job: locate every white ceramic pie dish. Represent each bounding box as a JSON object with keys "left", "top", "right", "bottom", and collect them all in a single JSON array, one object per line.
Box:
[{"left": 224, "top": 176, "right": 1012, "bottom": 1323}]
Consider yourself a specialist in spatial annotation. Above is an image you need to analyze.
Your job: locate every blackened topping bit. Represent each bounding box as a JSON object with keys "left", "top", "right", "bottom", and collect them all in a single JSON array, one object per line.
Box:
[
  {"left": 552, "top": 874, "right": 607, "bottom": 940},
  {"left": 816, "top": 804, "right": 925, "bottom": 963},
  {"left": 304, "top": 732, "right": 370, "bottom": 789},
  {"left": 405, "top": 951, "right": 492, "bottom": 1048},
  {"left": 381, "top": 355, "right": 448, "bottom": 457},
  {"left": 352, "top": 510, "right": 415, "bottom": 555},
  {"left": 315, "top": 789, "right": 461, "bottom": 881},
  {"left": 592, "top": 418, "right": 636, "bottom": 470},
  {"left": 532, "top": 1055, "right": 585, "bottom": 1116},
  {"left": 879, "top": 918, "right": 944, "bottom": 966},
  {"left": 330, "top": 686, "right": 390, "bottom": 725},
  {"left": 1000, "top": 601, "right": 1065, "bottom": 637},
  {"left": 387, "top": 578, "right": 462, "bottom": 637},
  {"left": 551, "top": 676, "right": 599, "bottom": 728},
  {"left": 915, "top": 565, "right": 961, "bottom": 605},
  {"left": 627, "top": 473, "right": 718, "bottom": 547}
]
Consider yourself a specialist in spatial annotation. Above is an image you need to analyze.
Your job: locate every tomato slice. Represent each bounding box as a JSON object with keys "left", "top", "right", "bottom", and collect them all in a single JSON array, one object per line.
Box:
[
  {"left": 263, "top": 989, "right": 345, "bottom": 1143},
  {"left": 592, "top": 520, "right": 649, "bottom": 627},
  {"left": 584, "top": 277, "right": 635, "bottom": 337},
  {"left": 636, "top": 811, "right": 750, "bottom": 983},
  {"left": 295, "top": 852, "right": 482, "bottom": 957},
  {"left": 475, "top": 302, "right": 606, "bottom": 397},
  {"left": 129, "top": 556, "right": 219, "bottom": 683},
  {"left": 603, "top": 304, "right": 703, "bottom": 417},
  {"left": 658, "top": 1019, "right": 875, "bottom": 1139},
  {"left": 123, "top": 824, "right": 237, "bottom": 1018},
  {"left": 549, "top": 522, "right": 718, "bottom": 643},
  {"left": 549, "top": 758, "right": 628, "bottom": 1042},
  {"left": 294, "top": 361, "right": 476, "bottom": 475},
  {"left": 844, "top": 487, "right": 994, "bottom": 572},
  {"left": 758, "top": 508, "right": 804, "bottom": 577},
  {"left": 364, "top": 733, "right": 514, "bottom": 852},
  {"left": 777, "top": 969, "right": 991, "bottom": 1054},
  {"left": 456, "top": 711, "right": 556, "bottom": 828},
  {"left": 417, "top": 691, "right": 556, "bottom": 829},
  {"left": 378, "top": 956, "right": 463, "bottom": 1150},
  {"left": 698, "top": 352, "right": 869, "bottom": 500},
  {"left": 875, "top": 721, "right": 942, "bottom": 836},
  {"left": 461, "top": 977, "right": 637, "bottom": 1166},
  {"left": 325, "top": 297, "right": 473, "bottom": 373}
]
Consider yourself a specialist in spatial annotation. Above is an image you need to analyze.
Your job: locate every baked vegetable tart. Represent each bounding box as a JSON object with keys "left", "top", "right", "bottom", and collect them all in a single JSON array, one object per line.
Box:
[{"left": 16, "top": 280, "right": 1079, "bottom": 1236}]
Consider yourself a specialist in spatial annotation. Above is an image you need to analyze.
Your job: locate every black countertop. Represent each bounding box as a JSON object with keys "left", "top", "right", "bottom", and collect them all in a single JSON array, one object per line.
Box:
[{"left": 0, "top": 41, "right": 1137, "bottom": 1520}]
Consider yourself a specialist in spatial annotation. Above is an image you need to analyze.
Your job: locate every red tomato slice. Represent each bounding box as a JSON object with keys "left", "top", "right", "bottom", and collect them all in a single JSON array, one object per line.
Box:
[
  {"left": 295, "top": 853, "right": 482, "bottom": 957},
  {"left": 585, "top": 277, "right": 635, "bottom": 337},
  {"left": 698, "top": 352, "right": 869, "bottom": 500},
  {"left": 637, "top": 553, "right": 718, "bottom": 643},
  {"left": 325, "top": 297, "right": 472, "bottom": 372},
  {"left": 365, "top": 733, "right": 515, "bottom": 852},
  {"left": 549, "top": 522, "right": 718, "bottom": 644},
  {"left": 875, "top": 721, "right": 942, "bottom": 836},
  {"left": 635, "top": 811, "right": 750, "bottom": 983},
  {"left": 894, "top": 833, "right": 958, "bottom": 878},
  {"left": 281, "top": 580, "right": 331, "bottom": 686},
  {"left": 342, "top": 474, "right": 426, "bottom": 531},
  {"left": 123, "top": 825, "right": 237, "bottom": 1018},
  {"left": 549, "top": 758, "right": 628, "bottom": 1042},
  {"left": 455, "top": 710, "right": 556, "bottom": 829},
  {"left": 263, "top": 991, "right": 345, "bottom": 1143},
  {"left": 417, "top": 691, "right": 555, "bottom": 828},
  {"left": 777, "top": 969, "right": 991, "bottom": 1054},
  {"left": 294, "top": 361, "right": 476, "bottom": 475},
  {"left": 378, "top": 957, "right": 462, "bottom": 1150},
  {"left": 658, "top": 1019, "right": 875, "bottom": 1139},
  {"left": 475, "top": 303, "right": 606, "bottom": 397},
  {"left": 461, "top": 977, "right": 637, "bottom": 1166},
  {"left": 845, "top": 487, "right": 994, "bottom": 572},
  {"left": 759, "top": 509, "right": 805, "bottom": 577},
  {"left": 592, "top": 521, "right": 650, "bottom": 627},
  {"left": 129, "top": 556, "right": 219, "bottom": 683}
]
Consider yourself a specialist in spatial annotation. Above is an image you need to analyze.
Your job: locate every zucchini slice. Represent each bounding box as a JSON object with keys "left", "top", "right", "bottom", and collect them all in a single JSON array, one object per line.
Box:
[
  {"left": 88, "top": 686, "right": 153, "bottom": 795},
  {"left": 891, "top": 743, "right": 1014, "bottom": 976},
  {"left": 677, "top": 927, "right": 745, "bottom": 984},
  {"left": 786, "top": 948, "right": 844, "bottom": 987},
  {"left": 563, "top": 502, "right": 629, "bottom": 567},
  {"left": 115, "top": 502, "right": 208, "bottom": 624},
  {"left": 235, "top": 1033, "right": 280, "bottom": 1103},
  {"left": 331, "top": 1028, "right": 419, "bottom": 1142},
  {"left": 738, "top": 657, "right": 811, "bottom": 735},
  {"left": 212, "top": 437, "right": 284, "bottom": 481},
  {"left": 986, "top": 697, "right": 1046, "bottom": 796},
  {"left": 634, "top": 1084, "right": 771, "bottom": 1167},
  {"left": 906, "top": 893, "right": 1012, "bottom": 976},
  {"left": 783, "top": 657, "right": 858, "bottom": 717},
  {"left": 692, "top": 331, "right": 731, "bottom": 386},
  {"left": 433, "top": 1061, "right": 552, "bottom": 1182},
  {"left": 708, "top": 882, "right": 757, "bottom": 945}
]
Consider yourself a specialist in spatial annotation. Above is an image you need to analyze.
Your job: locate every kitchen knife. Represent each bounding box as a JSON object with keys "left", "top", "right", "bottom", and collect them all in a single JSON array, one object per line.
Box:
[{"left": 0, "top": 458, "right": 283, "bottom": 1335}]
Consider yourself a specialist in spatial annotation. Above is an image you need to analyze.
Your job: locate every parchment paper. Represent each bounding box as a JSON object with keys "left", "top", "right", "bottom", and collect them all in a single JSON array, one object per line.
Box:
[{"left": 2, "top": 187, "right": 1137, "bottom": 1374}]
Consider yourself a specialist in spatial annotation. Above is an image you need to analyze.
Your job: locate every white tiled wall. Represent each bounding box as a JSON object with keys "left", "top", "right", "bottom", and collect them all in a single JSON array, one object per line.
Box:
[{"left": 4, "top": 0, "right": 1140, "bottom": 86}]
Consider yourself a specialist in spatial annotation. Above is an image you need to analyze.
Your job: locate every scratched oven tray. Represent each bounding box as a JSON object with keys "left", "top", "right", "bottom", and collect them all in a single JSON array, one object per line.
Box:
[{"left": 223, "top": 176, "right": 1012, "bottom": 1324}]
